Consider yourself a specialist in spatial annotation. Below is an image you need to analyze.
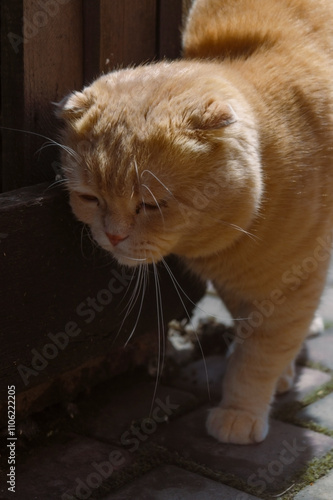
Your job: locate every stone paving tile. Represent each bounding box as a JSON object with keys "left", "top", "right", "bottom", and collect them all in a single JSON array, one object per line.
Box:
[
  {"left": 299, "top": 329, "right": 333, "bottom": 370},
  {"left": 294, "top": 468, "right": 333, "bottom": 499},
  {"left": 296, "top": 392, "right": 333, "bottom": 430},
  {"left": 273, "top": 366, "right": 331, "bottom": 410},
  {"left": 152, "top": 406, "right": 333, "bottom": 495},
  {"left": 102, "top": 465, "right": 263, "bottom": 500},
  {"left": 80, "top": 383, "right": 198, "bottom": 444},
  {"left": 167, "top": 355, "right": 227, "bottom": 402},
  {"left": 171, "top": 358, "right": 331, "bottom": 411},
  {"left": 3, "top": 434, "right": 132, "bottom": 500}
]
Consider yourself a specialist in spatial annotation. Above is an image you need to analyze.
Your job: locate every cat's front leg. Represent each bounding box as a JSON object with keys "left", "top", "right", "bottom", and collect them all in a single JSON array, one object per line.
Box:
[{"left": 206, "top": 312, "right": 312, "bottom": 444}]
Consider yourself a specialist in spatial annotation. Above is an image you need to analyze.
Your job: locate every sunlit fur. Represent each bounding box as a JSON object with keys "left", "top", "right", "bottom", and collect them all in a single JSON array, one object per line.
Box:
[{"left": 57, "top": 0, "right": 333, "bottom": 444}]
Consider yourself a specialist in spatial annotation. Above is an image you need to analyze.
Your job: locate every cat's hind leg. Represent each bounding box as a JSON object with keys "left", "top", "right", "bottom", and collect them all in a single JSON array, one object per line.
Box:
[
  {"left": 275, "top": 359, "right": 295, "bottom": 394},
  {"left": 274, "top": 311, "right": 324, "bottom": 395}
]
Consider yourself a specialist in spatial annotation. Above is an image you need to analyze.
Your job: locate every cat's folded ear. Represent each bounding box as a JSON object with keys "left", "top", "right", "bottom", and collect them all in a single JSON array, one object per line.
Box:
[
  {"left": 189, "top": 101, "right": 238, "bottom": 130},
  {"left": 54, "top": 90, "right": 94, "bottom": 121}
]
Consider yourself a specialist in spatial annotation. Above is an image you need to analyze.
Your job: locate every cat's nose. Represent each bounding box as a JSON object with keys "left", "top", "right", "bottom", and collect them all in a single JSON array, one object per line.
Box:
[{"left": 105, "top": 232, "right": 129, "bottom": 246}]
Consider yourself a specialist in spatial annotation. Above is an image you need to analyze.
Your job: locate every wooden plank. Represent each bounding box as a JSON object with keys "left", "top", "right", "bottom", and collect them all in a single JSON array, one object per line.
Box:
[
  {"left": 83, "top": 0, "right": 158, "bottom": 81},
  {"left": 22, "top": 0, "right": 83, "bottom": 187},
  {"left": 1, "top": 0, "right": 25, "bottom": 191},
  {"left": 158, "top": 0, "right": 183, "bottom": 59},
  {"left": 1, "top": 0, "right": 83, "bottom": 192},
  {"left": 0, "top": 183, "right": 205, "bottom": 425},
  {"left": 83, "top": 0, "right": 101, "bottom": 84},
  {"left": 100, "top": 0, "right": 157, "bottom": 73},
  {"left": 0, "top": 332, "right": 160, "bottom": 426}
]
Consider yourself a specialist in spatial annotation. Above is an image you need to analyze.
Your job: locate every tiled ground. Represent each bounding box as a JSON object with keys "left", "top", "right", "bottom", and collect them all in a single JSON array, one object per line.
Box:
[{"left": 1, "top": 276, "right": 333, "bottom": 499}]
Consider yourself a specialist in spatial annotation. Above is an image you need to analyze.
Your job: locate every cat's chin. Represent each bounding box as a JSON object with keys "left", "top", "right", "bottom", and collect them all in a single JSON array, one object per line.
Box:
[
  {"left": 108, "top": 248, "right": 163, "bottom": 268},
  {"left": 112, "top": 253, "right": 148, "bottom": 268}
]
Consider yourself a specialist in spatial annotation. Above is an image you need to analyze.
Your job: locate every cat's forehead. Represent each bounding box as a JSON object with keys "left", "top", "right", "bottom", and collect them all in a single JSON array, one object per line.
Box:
[
  {"left": 58, "top": 60, "right": 238, "bottom": 142},
  {"left": 59, "top": 61, "right": 240, "bottom": 197},
  {"left": 86, "top": 63, "right": 210, "bottom": 123},
  {"left": 66, "top": 121, "right": 172, "bottom": 200},
  {"left": 95, "top": 63, "right": 192, "bottom": 96}
]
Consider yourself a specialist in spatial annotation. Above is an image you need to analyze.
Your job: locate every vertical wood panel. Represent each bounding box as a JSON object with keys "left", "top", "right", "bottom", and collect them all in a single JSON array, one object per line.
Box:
[
  {"left": 83, "top": 0, "right": 101, "bottom": 84},
  {"left": 23, "top": 0, "right": 83, "bottom": 187},
  {"left": 158, "top": 0, "right": 182, "bottom": 59},
  {"left": 1, "top": 0, "right": 188, "bottom": 193},
  {"left": 1, "top": 0, "right": 25, "bottom": 192},
  {"left": 100, "top": 0, "right": 157, "bottom": 73}
]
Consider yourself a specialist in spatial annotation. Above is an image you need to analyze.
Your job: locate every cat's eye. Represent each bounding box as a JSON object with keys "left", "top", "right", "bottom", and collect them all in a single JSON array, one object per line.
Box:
[
  {"left": 78, "top": 193, "right": 99, "bottom": 204},
  {"left": 135, "top": 201, "right": 166, "bottom": 215}
]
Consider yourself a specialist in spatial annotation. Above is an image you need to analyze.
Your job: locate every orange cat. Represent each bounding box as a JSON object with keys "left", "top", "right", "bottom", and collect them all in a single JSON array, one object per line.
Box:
[{"left": 56, "top": 0, "right": 333, "bottom": 444}]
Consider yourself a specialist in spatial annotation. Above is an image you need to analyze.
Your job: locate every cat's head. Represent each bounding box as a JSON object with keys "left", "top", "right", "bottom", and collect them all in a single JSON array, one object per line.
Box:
[{"left": 56, "top": 61, "right": 262, "bottom": 267}]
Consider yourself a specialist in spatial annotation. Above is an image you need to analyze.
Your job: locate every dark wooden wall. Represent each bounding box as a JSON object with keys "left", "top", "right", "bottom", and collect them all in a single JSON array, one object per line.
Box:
[
  {"left": 0, "top": 0, "right": 205, "bottom": 426},
  {"left": 1, "top": 0, "right": 184, "bottom": 193},
  {"left": 0, "top": 184, "right": 204, "bottom": 426}
]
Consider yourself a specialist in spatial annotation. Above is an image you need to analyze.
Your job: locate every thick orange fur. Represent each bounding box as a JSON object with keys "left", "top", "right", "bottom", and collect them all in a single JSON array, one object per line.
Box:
[{"left": 57, "top": 0, "right": 333, "bottom": 444}]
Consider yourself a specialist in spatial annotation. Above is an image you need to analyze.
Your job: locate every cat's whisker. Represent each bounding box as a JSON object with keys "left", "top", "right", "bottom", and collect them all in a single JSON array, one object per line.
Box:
[
  {"left": 133, "top": 158, "right": 141, "bottom": 186},
  {"left": 123, "top": 258, "right": 148, "bottom": 347},
  {"left": 115, "top": 259, "right": 149, "bottom": 348},
  {"left": 225, "top": 221, "right": 260, "bottom": 242},
  {"left": 79, "top": 224, "right": 101, "bottom": 260},
  {"left": 160, "top": 256, "right": 211, "bottom": 401},
  {"left": 36, "top": 141, "right": 59, "bottom": 156},
  {"left": 119, "top": 264, "right": 143, "bottom": 318},
  {"left": 59, "top": 144, "right": 82, "bottom": 163},
  {"left": 1, "top": 126, "right": 56, "bottom": 143},
  {"left": 80, "top": 224, "right": 88, "bottom": 259},
  {"left": 141, "top": 169, "right": 186, "bottom": 220},
  {"left": 45, "top": 178, "right": 68, "bottom": 191},
  {"left": 117, "top": 265, "right": 138, "bottom": 310},
  {"left": 85, "top": 227, "right": 98, "bottom": 248},
  {"left": 150, "top": 258, "right": 166, "bottom": 415},
  {"left": 141, "top": 169, "right": 174, "bottom": 198},
  {"left": 134, "top": 159, "right": 146, "bottom": 213},
  {"left": 161, "top": 257, "right": 238, "bottom": 323},
  {"left": 142, "top": 184, "right": 165, "bottom": 224},
  {"left": 157, "top": 265, "right": 166, "bottom": 379},
  {"left": 122, "top": 255, "right": 148, "bottom": 263},
  {"left": 110, "top": 265, "right": 143, "bottom": 347},
  {"left": 1, "top": 126, "right": 81, "bottom": 164},
  {"left": 205, "top": 216, "right": 260, "bottom": 242},
  {"left": 176, "top": 200, "right": 260, "bottom": 243}
]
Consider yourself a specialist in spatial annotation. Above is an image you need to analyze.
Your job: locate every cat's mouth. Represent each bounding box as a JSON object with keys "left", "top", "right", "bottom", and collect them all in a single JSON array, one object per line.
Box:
[
  {"left": 113, "top": 250, "right": 150, "bottom": 267},
  {"left": 105, "top": 242, "right": 164, "bottom": 268},
  {"left": 94, "top": 230, "right": 172, "bottom": 267}
]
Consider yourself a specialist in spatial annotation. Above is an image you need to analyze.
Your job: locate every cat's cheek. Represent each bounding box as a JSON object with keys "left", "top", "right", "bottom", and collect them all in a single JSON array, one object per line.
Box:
[
  {"left": 69, "top": 197, "right": 98, "bottom": 226},
  {"left": 89, "top": 227, "right": 112, "bottom": 250},
  {"left": 88, "top": 230, "right": 135, "bottom": 266}
]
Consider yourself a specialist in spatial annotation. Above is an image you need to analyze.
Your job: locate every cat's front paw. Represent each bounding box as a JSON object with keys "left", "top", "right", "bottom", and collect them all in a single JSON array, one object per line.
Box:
[{"left": 206, "top": 407, "right": 269, "bottom": 444}]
